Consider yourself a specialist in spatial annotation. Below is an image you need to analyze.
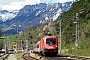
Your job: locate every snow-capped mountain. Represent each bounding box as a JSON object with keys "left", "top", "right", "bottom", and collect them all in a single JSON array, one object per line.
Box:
[
  {"left": 0, "top": 2, "right": 73, "bottom": 35},
  {"left": 0, "top": 10, "right": 19, "bottom": 22}
]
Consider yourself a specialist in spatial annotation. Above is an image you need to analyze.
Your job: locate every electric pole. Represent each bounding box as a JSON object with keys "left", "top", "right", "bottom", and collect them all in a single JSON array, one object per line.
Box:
[
  {"left": 26, "top": 40, "right": 28, "bottom": 53},
  {"left": 4, "top": 34, "right": 6, "bottom": 54},
  {"left": 60, "top": 20, "right": 62, "bottom": 53},
  {"left": 75, "top": 13, "right": 79, "bottom": 50}
]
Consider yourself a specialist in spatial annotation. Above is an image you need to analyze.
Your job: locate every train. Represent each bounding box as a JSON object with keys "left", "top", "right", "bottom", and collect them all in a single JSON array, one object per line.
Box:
[{"left": 32, "top": 34, "right": 58, "bottom": 56}]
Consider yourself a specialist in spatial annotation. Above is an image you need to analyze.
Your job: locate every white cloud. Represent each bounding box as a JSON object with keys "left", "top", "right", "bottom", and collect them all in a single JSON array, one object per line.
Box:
[
  {"left": 1, "top": 2, "right": 24, "bottom": 11},
  {"left": 58, "top": 0, "right": 75, "bottom": 3},
  {"left": 25, "top": 0, "right": 40, "bottom": 5},
  {"left": 44, "top": 0, "right": 75, "bottom": 3},
  {"left": 0, "top": 0, "right": 74, "bottom": 11},
  {"left": 0, "top": 0, "right": 22, "bottom": 5},
  {"left": 0, "top": 0, "right": 40, "bottom": 11}
]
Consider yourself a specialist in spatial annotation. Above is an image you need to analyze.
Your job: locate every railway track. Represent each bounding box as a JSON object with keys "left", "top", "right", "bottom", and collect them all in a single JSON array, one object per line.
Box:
[
  {"left": 0, "top": 54, "right": 10, "bottom": 60},
  {"left": 22, "top": 53, "right": 90, "bottom": 60},
  {"left": 22, "top": 53, "right": 39, "bottom": 60},
  {"left": 56, "top": 54, "right": 90, "bottom": 60}
]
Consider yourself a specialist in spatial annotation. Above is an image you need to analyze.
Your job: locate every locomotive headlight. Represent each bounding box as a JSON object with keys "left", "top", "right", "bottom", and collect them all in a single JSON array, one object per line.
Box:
[{"left": 56, "top": 46, "right": 57, "bottom": 47}]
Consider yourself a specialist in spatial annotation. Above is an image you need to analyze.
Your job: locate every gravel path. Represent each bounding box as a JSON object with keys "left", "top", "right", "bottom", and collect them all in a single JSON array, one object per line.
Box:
[{"left": 8, "top": 54, "right": 17, "bottom": 60}]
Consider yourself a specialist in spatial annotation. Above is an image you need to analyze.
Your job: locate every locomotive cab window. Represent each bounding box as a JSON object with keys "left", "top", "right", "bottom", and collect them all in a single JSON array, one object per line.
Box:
[{"left": 46, "top": 38, "right": 56, "bottom": 44}]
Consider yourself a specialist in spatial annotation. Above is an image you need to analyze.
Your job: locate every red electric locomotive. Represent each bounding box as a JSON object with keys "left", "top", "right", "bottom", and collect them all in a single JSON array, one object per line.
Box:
[{"left": 32, "top": 35, "right": 58, "bottom": 56}]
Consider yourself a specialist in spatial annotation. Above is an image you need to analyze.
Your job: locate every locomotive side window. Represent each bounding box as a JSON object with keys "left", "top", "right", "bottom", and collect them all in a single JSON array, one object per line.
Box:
[{"left": 46, "top": 38, "right": 56, "bottom": 44}]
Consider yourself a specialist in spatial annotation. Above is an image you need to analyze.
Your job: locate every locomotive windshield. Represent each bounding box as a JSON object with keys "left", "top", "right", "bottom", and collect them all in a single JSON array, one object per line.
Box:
[{"left": 46, "top": 38, "right": 56, "bottom": 44}]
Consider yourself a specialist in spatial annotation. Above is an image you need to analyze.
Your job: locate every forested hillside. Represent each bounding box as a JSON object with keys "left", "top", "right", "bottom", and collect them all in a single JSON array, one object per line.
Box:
[{"left": 59, "top": 0, "right": 90, "bottom": 56}]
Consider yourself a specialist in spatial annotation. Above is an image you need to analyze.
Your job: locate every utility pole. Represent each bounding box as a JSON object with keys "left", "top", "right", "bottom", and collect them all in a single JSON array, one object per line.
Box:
[
  {"left": 75, "top": 13, "right": 79, "bottom": 50},
  {"left": 60, "top": 20, "right": 62, "bottom": 53},
  {"left": 21, "top": 40, "right": 23, "bottom": 52},
  {"left": 4, "top": 34, "right": 6, "bottom": 54},
  {"left": 8, "top": 35, "right": 11, "bottom": 53},
  {"left": 14, "top": 25, "right": 18, "bottom": 53},
  {"left": 26, "top": 40, "right": 28, "bottom": 53},
  {"left": 14, "top": 24, "right": 21, "bottom": 53}
]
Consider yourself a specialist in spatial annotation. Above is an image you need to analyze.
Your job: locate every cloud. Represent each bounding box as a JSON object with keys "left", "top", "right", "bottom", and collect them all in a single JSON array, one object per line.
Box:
[
  {"left": 0, "top": 0, "right": 23, "bottom": 5},
  {"left": 0, "top": 0, "right": 40, "bottom": 11},
  {"left": 41, "top": 0, "right": 75, "bottom": 3},
  {"left": 58, "top": 0, "right": 74, "bottom": 3},
  {"left": 0, "top": 5, "right": 2, "bottom": 11},
  {"left": 1, "top": 2, "right": 24, "bottom": 10},
  {"left": 0, "top": 0, "right": 74, "bottom": 11},
  {"left": 25, "top": 0, "right": 40, "bottom": 5}
]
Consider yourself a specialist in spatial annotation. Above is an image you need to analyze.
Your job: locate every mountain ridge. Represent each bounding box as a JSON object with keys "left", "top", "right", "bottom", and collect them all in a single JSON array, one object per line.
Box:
[{"left": 0, "top": 2, "right": 73, "bottom": 35}]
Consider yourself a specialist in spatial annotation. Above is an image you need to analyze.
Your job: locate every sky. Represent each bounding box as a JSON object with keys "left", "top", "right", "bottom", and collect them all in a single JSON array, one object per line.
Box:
[{"left": 0, "top": 0, "right": 75, "bottom": 11}]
